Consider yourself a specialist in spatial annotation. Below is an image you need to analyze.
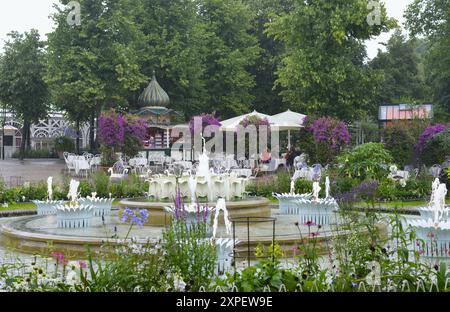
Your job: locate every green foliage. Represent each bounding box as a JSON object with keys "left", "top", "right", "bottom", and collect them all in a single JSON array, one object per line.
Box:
[
  {"left": 0, "top": 30, "right": 49, "bottom": 159},
  {"left": 91, "top": 171, "right": 110, "bottom": 198},
  {"left": 54, "top": 136, "right": 75, "bottom": 153},
  {"left": 78, "top": 181, "right": 94, "bottom": 198},
  {"left": 295, "top": 179, "right": 312, "bottom": 195},
  {"left": 369, "top": 31, "right": 431, "bottom": 104},
  {"left": 337, "top": 143, "right": 393, "bottom": 182},
  {"left": 330, "top": 175, "right": 360, "bottom": 195},
  {"left": 217, "top": 242, "right": 302, "bottom": 292},
  {"left": 377, "top": 172, "right": 434, "bottom": 201},
  {"left": 12, "top": 149, "right": 57, "bottom": 159},
  {"left": 246, "top": 170, "right": 291, "bottom": 197},
  {"left": 266, "top": 0, "right": 396, "bottom": 120},
  {"left": 75, "top": 245, "right": 169, "bottom": 292},
  {"left": 163, "top": 220, "right": 217, "bottom": 291},
  {"left": 382, "top": 121, "right": 420, "bottom": 166},
  {"left": 420, "top": 129, "right": 450, "bottom": 166},
  {"left": 405, "top": 0, "right": 450, "bottom": 122}
]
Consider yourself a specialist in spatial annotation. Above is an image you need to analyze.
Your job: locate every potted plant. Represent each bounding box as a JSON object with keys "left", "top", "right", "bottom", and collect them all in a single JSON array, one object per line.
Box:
[{"left": 54, "top": 136, "right": 75, "bottom": 159}]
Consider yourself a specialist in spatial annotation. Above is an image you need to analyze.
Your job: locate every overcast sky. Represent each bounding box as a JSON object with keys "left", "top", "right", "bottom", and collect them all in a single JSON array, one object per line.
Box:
[{"left": 0, "top": 0, "right": 413, "bottom": 59}]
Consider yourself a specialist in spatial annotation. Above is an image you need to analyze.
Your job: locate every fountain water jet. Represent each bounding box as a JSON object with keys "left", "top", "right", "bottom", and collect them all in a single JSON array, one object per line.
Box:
[{"left": 407, "top": 178, "right": 450, "bottom": 257}]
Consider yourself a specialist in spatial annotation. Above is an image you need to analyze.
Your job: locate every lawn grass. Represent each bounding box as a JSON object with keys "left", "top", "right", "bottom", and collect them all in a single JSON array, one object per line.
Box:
[
  {"left": 0, "top": 203, "right": 37, "bottom": 211},
  {"left": 0, "top": 199, "right": 122, "bottom": 212}
]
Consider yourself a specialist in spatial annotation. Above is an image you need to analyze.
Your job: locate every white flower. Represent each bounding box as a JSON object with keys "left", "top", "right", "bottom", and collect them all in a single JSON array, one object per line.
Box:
[
  {"left": 66, "top": 270, "right": 79, "bottom": 286},
  {"left": 173, "top": 274, "right": 186, "bottom": 292},
  {"left": 399, "top": 179, "right": 407, "bottom": 188},
  {"left": 389, "top": 165, "right": 398, "bottom": 173}
]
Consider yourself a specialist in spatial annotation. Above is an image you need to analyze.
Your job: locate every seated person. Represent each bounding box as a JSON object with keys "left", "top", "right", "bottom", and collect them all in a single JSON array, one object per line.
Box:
[{"left": 260, "top": 149, "right": 272, "bottom": 164}]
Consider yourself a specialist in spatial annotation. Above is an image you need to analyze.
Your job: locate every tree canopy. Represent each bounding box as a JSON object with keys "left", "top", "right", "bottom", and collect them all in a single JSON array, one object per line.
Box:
[{"left": 0, "top": 30, "right": 49, "bottom": 159}]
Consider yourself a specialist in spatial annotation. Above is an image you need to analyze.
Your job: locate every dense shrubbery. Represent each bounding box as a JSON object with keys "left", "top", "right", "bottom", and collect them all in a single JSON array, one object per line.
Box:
[
  {"left": 337, "top": 143, "right": 393, "bottom": 182},
  {"left": 420, "top": 128, "right": 450, "bottom": 166},
  {"left": 298, "top": 116, "right": 351, "bottom": 164},
  {"left": 0, "top": 172, "right": 147, "bottom": 205},
  {"left": 12, "top": 149, "right": 58, "bottom": 159},
  {"left": 246, "top": 170, "right": 291, "bottom": 197},
  {"left": 382, "top": 122, "right": 419, "bottom": 166},
  {"left": 54, "top": 136, "right": 75, "bottom": 153}
]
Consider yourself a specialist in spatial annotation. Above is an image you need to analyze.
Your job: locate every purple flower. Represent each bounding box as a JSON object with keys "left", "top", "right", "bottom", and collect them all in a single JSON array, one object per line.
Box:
[
  {"left": 416, "top": 124, "right": 450, "bottom": 152},
  {"left": 121, "top": 207, "right": 149, "bottom": 227},
  {"left": 189, "top": 114, "right": 221, "bottom": 135},
  {"left": 98, "top": 110, "right": 149, "bottom": 151},
  {"left": 309, "top": 117, "right": 351, "bottom": 151}
]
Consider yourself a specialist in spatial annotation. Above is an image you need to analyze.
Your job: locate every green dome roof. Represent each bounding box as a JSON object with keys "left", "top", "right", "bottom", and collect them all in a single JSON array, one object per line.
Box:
[{"left": 138, "top": 71, "right": 170, "bottom": 107}]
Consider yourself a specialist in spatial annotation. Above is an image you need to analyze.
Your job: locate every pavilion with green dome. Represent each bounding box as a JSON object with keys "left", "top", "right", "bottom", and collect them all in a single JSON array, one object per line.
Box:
[{"left": 136, "top": 71, "right": 181, "bottom": 149}]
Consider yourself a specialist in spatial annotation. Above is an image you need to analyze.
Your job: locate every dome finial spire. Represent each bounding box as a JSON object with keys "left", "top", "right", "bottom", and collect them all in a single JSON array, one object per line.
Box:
[{"left": 138, "top": 70, "right": 170, "bottom": 107}]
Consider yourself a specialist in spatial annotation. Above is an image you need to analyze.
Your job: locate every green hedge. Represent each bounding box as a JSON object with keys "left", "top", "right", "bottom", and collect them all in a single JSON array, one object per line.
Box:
[{"left": 0, "top": 172, "right": 147, "bottom": 204}]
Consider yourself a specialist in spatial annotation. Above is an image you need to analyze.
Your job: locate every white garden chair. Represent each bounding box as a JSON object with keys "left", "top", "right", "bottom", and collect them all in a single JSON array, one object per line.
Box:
[
  {"left": 212, "top": 175, "right": 228, "bottom": 200},
  {"left": 159, "top": 176, "right": 176, "bottom": 200},
  {"left": 146, "top": 177, "right": 160, "bottom": 199},
  {"left": 63, "top": 152, "right": 76, "bottom": 175},
  {"left": 108, "top": 161, "right": 129, "bottom": 180},
  {"left": 178, "top": 176, "right": 190, "bottom": 198},
  {"left": 196, "top": 176, "right": 210, "bottom": 200}
]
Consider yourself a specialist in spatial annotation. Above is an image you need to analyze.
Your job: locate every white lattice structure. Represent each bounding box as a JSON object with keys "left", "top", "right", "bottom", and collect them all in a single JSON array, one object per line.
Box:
[{"left": 2, "top": 111, "right": 90, "bottom": 155}]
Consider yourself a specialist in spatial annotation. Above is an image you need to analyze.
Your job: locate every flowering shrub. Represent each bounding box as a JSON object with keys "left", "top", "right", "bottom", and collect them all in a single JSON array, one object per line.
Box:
[
  {"left": 238, "top": 115, "right": 270, "bottom": 130},
  {"left": 299, "top": 117, "right": 351, "bottom": 164},
  {"left": 416, "top": 124, "right": 450, "bottom": 153},
  {"left": 310, "top": 117, "right": 351, "bottom": 150},
  {"left": 98, "top": 110, "right": 149, "bottom": 164},
  {"left": 188, "top": 113, "right": 221, "bottom": 135}
]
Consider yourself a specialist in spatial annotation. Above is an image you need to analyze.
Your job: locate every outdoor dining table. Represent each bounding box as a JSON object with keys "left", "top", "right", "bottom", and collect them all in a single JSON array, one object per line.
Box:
[
  {"left": 230, "top": 168, "right": 252, "bottom": 178},
  {"left": 129, "top": 157, "right": 148, "bottom": 167},
  {"left": 71, "top": 157, "right": 90, "bottom": 175}
]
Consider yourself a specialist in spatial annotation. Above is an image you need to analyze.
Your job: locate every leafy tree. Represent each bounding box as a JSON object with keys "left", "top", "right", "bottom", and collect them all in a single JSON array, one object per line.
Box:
[
  {"left": 45, "top": 0, "right": 147, "bottom": 152},
  {"left": 0, "top": 30, "right": 49, "bottom": 160},
  {"left": 405, "top": 0, "right": 450, "bottom": 121},
  {"left": 134, "top": 0, "right": 211, "bottom": 118},
  {"left": 370, "top": 31, "right": 431, "bottom": 104},
  {"left": 243, "top": 0, "right": 293, "bottom": 114},
  {"left": 198, "top": 0, "right": 261, "bottom": 118},
  {"left": 266, "top": 0, "right": 396, "bottom": 121}
]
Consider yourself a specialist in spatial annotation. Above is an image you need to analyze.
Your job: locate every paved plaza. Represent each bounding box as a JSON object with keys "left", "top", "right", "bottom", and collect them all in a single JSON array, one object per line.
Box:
[{"left": 0, "top": 159, "right": 66, "bottom": 185}]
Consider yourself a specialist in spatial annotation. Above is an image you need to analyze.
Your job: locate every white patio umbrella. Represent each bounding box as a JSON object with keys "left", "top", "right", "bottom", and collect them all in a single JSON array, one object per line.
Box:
[
  {"left": 269, "top": 109, "right": 307, "bottom": 149},
  {"left": 220, "top": 110, "right": 272, "bottom": 131}
]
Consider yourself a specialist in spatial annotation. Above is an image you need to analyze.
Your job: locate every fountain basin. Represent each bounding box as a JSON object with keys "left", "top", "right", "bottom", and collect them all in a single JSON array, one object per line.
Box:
[
  {"left": 56, "top": 204, "right": 94, "bottom": 228},
  {"left": 33, "top": 200, "right": 64, "bottom": 216},
  {"left": 118, "top": 197, "right": 271, "bottom": 226},
  {"left": 79, "top": 198, "right": 114, "bottom": 217}
]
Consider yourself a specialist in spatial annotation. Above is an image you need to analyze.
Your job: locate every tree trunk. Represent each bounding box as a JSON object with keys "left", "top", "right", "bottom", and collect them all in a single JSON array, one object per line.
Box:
[
  {"left": 19, "top": 119, "right": 30, "bottom": 160},
  {"left": 76, "top": 119, "right": 80, "bottom": 154},
  {"left": 26, "top": 124, "right": 31, "bottom": 151},
  {"left": 89, "top": 108, "right": 96, "bottom": 152}
]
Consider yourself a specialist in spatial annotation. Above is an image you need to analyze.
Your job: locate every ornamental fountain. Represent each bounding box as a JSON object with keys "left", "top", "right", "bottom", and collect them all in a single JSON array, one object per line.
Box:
[
  {"left": 275, "top": 175, "right": 339, "bottom": 225},
  {"left": 32, "top": 177, "right": 64, "bottom": 215},
  {"left": 407, "top": 178, "right": 450, "bottom": 257},
  {"left": 55, "top": 179, "right": 94, "bottom": 228},
  {"left": 79, "top": 192, "right": 115, "bottom": 217}
]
